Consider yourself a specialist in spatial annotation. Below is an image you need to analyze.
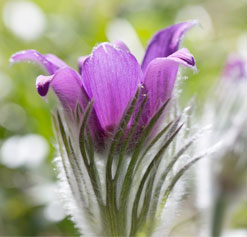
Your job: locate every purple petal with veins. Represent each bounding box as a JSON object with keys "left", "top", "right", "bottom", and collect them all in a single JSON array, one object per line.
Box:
[
  {"left": 36, "top": 67, "right": 88, "bottom": 112},
  {"left": 10, "top": 21, "right": 198, "bottom": 144},
  {"left": 45, "top": 54, "right": 67, "bottom": 68},
  {"left": 141, "top": 21, "right": 198, "bottom": 72},
  {"left": 10, "top": 50, "right": 66, "bottom": 74},
  {"left": 36, "top": 67, "right": 105, "bottom": 143},
  {"left": 81, "top": 43, "right": 143, "bottom": 131},
  {"left": 144, "top": 48, "right": 196, "bottom": 117}
]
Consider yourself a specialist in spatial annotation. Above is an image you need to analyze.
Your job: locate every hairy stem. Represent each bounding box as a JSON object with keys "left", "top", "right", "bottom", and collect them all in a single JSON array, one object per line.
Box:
[{"left": 211, "top": 193, "right": 227, "bottom": 237}]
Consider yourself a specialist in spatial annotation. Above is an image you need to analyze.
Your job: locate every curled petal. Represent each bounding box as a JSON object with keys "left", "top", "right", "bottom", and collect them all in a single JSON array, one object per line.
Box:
[
  {"left": 81, "top": 43, "right": 143, "bottom": 131},
  {"left": 36, "top": 75, "right": 52, "bottom": 97},
  {"left": 168, "top": 48, "right": 196, "bottom": 68},
  {"left": 144, "top": 48, "right": 196, "bottom": 117},
  {"left": 36, "top": 67, "right": 88, "bottom": 112},
  {"left": 11, "top": 50, "right": 104, "bottom": 144},
  {"left": 141, "top": 21, "right": 198, "bottom": 71},
  {"left": 10, "top": 50, "right": 66, "bottom": 74}
]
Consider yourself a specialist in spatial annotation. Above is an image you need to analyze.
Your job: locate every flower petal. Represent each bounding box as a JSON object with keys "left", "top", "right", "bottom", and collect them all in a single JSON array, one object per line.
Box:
[
  {"left": 36, "top": 75, "right": 53, "bottom": 97},
  {"left": 141, "top": 21, "right": 198, "bottom": 71},
  {"left": 144, "top": 48, "right": 196, "bottom": 117},
  {"left": 81, "top": 43, "right": 143, "bottom": 131},
  {"left": 10, "top": 50, "right": 66, "bottom": 74},
  {"left": 36, "top": 67, "right": 88, "bottom": 112},
  {"left": 78, "top": 56, "right": 88, "bottom": 75},
  {"left": 168, "top": 48, "right": 196, "bottom": 68},
  {"left": 11, "top": 50, "right": 104, "bottom": 145},
  {"left": 114, "top": 40, "right": 130, "bottom": 52},
  {"left": 45, "top": 54, "right": 67, "bottom": 68}
]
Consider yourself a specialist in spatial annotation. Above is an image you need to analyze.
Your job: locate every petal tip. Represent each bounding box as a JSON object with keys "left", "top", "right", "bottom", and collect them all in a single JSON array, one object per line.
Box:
[
  {"left": 9, "top": 56, "right": 15, "bottom": 65},
  {"left": 169, "top": 48, "right": 197, "bottom": 70},
  {"left": 9, "top": 49, "right": 58, "bottom": 75},
  {"left": 187, "top": 19, "right": 200, "bottom": 26},
  {"left": 177, "top": 20, "right": 199, "bottom": 29},
  {"left": 36, "top": 75, "right": 52, "bottom": 97},
  {"left": 142, "top": 20, "right": 199, "bottom": 70},
  {"left": 9, "top": 51, "right": 24, "bottom": 64},
  {"left": 114, "top": 40, "right": 130, "bottom": 52}
]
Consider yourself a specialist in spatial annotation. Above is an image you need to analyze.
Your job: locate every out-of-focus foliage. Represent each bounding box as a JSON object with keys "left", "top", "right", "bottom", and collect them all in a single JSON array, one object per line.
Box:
[{"left": 0, "top": 0, "right": 246, "bottom": 236}]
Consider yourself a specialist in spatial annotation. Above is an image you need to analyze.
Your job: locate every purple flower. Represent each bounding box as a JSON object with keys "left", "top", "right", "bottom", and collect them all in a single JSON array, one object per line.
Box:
[
  {"left": 11, "top": 21, "right": 197, "bottom": 139},
  {"left": 222, "top": 55, "right": 247, "bottom": 81}
]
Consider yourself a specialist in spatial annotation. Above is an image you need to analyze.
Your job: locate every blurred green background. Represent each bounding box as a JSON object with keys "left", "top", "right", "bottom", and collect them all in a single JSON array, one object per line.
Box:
[{"left": 0, "top": 0, "right": 246, "bottom": 236}]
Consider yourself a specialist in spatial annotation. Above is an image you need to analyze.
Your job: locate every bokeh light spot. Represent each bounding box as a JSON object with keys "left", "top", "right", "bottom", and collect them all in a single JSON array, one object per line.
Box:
[
  {"left": 0, "top": 134, "right": 49, "bottom": 168},
  {"left": 3, "top": 0, "right": 46, "bottom": 41}
]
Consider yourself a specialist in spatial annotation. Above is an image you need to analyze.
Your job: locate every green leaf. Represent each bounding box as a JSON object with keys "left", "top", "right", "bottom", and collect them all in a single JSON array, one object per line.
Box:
[
  {"left": 134, "top": 120, "right": 173, "bottom": 177},
  {"left": 158, "top": 155, "right": 203, "bottom": 219},
  {"left": 146, "top": 137, "right": 195, "bottom": 234},
  {"left": 55, "top": 112, "right": 95, "bottom": 220},
  {"left": 52, "top": 113, "right": 75, "bottom": 195},
  {"left": 78, "top": 102, "right": 104, "bottom": 206},
  {"left": 79, "top": 101, "right": 94, "bottom": 167},
  {"left": 105, "top": 87, "right": 141, "bottom": 236},
  {"left": 106, "top": 86, "right": 141, "bottom": 182},
  {"left": 130, "top": 123, "right": 183, "bottom": 236},
  {"left": 114, "top": 93, "right": 149, "bottom": 182},
  {"left": 119, "top": 99, "right": 170, "bottom": 235}
]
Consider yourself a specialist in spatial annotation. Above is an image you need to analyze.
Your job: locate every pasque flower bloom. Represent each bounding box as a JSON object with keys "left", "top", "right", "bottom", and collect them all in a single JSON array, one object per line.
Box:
[
  {"left": 11, "top": 21, "right": 196, "bottom": 139},
  {"left": 11, "top": 21, "right": 199, "bottom": 237}
]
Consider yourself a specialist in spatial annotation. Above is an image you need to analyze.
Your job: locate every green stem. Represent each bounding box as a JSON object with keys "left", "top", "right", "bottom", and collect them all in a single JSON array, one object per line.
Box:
[
  {"left": 106, "top": 208, "right": 120, "bottom": 236},
  {"left": 106, "top": 180, "right": 121, "bottom": 236},
  {"left": 211, "top": 193, "right": 227, "bottom": 237}
]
